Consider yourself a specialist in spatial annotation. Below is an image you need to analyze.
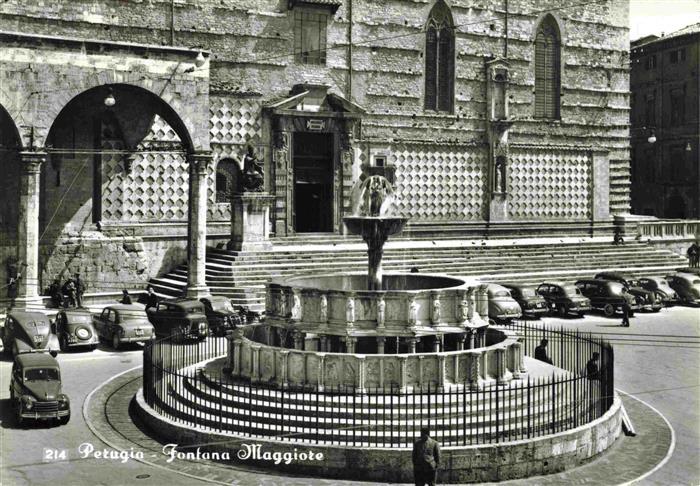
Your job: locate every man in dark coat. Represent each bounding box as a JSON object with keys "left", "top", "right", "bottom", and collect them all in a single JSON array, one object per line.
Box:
[
  {"left": 413, "top": 427, "right": 440, "bottom": 486},
  {"left": 145, "top": 285, "right": 159, "bottom": 311},
  {"left": 620, "top": 289, "right": 631, "bottom": 327},
  {"left": 120, "top": 290, "right": 133, "bottom": 305},
  {"left": 534, "top": 338, "right": 553, "bottom": 365},
  {"left": 74, "top": 273, "right": 86, "bottom": 308},
  {"left": 586, "top": 352, "right": 601, "bottom": 380}
]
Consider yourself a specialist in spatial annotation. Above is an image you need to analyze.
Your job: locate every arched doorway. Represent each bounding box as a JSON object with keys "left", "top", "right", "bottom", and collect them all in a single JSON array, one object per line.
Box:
[
  {"left": 215, "top": 158, "right": 241, "bottom": 202},
  {"left": 43, "top": 84, "right": 195, "bottom": 237}
]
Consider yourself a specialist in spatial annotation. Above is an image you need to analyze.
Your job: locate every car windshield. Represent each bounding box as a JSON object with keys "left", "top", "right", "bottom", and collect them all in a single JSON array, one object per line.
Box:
[
  {"left": 608, "top": 282, "right": 624, "bottom": 294},
  {"left": 493, "top": 290, "right": 511, "bottom": 298},
  {"left": 210, "top": 299, "right": 234, "bottom": 312},
  {"left": 520, "top": 288, "right": 536, "bottom": 297},
  {"left": 120, "top": 311, "right": 146, "bottom": 321},
  {"left": 181, "top": 305, "right": 204, "bottom": 314},
  {"left": 67, "top": 314, "right": 92, "bottom": 324},
  {"left": 562, "top": 286, "right": 582, "bottom": 296},
  {"left": 24, "top": 368, "right": 60, "bottom": 381}
]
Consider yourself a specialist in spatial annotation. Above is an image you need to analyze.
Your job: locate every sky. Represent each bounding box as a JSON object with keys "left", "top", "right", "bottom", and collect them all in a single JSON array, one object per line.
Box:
[{"left": 629, "top": 0, "right": 700, "bottom": 41}]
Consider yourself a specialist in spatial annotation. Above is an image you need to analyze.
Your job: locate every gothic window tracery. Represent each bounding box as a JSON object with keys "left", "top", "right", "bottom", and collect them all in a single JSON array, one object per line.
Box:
[
  {"left": 534, "top": 15, "right": 561, "bottom": 119},
  {"left": 424, "top": 1, "right": 455, "bottom": 113}
]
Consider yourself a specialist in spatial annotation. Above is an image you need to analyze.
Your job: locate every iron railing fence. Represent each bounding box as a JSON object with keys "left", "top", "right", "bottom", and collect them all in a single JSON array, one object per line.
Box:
[{"left": 143, "top": 322, "right": 614, "bottom": 448}]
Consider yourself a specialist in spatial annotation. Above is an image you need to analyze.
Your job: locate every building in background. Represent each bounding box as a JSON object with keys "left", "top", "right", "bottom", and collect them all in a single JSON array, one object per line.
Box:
[
  {"left": 0, "top": 0, "right": 630, "bottom": 303},
  {"left": 630, "top": 23, "right": 699, "bottom": 218}
]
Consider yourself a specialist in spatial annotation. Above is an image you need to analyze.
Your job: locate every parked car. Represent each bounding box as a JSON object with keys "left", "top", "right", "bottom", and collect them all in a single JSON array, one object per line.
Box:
[
  {"left": 500, "top": 283, "right": 548, "bottom": 318},
  {"left": 147, "top": 299, "right": 209, "bottom": 340},
  {"left": 485, "top": 284, "right": 522, "bottom": 322},
  {"left": 575, "top": 279, "right": 639, "bottom": 317},
  {"left": 666, "top": 273, "right": 700, "bottom": 305},
  {"left": 637, "top": 276, "right": 678, "bottom": 306},
  {"left": 675, "top": 267, "right": 700, "bottom": 277},
  {"left": 200, "top": 296, "right": 244, "bottom": 337},
  {"left": 93, "top": 304, "right": 155, "bottom": 350},
  {"left": 594, "top": 272, "right": 663, "bottom": 312},
  {"left": 55, "top": 308, "right": 99, "bottom": 351},
  {"left": 1, "top": 311, "right": 60, "bottom": 357},
  {"left": 10, "top": 353, "right": 70, "bottom": 426},
  {"left": 536, "top": 282, "right": 592, "bottom": 317}
]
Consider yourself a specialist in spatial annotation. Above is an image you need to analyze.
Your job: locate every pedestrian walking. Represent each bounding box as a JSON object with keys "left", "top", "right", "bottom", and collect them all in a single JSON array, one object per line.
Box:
[
  {"left": 412, "top": 427, "right": 440, "bottom": 486},
  {"left": 621, "top": 289, "right": 631, "bottom": 327},
  {"left": 120, "top": 289, "right": 133, "bottom": 305},
  {"left": 586, "top": 352, "right": 601, "bottom": 381},
  {"left": 145, "top": 285, "right": 159, "bottom": 311},
  {"left": 74, "top": 273, "right": 86, "bottom": 308},
  {"left": 63, "top": 278, "right": 77, "bottom": 307},
  {"left": 688, "top": 243, "right": 700, "bottom": 268},
  {"left": 534, "top": 338, "right": 553, "bottom": 365}
]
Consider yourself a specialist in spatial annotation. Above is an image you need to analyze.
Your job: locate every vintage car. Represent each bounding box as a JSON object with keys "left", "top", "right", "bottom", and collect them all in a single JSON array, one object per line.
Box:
[
  {"left": 575, "top": 279, "right": 639, "bottom": 317},
  {"left": 666, "top": 273, "right": 700, "bottom": 305},
  {"left": 536, "top": 282, "right": 592, "bottom": 317},
  {"left": 500, "top": 283, "right": 548, "bottom": 318},
  {"left": 147, "top": 299, "right": 209, "bottom": 339},
  {"left": 55, "top": 308, "right": 99, "bottom": 351},
  {"left": 93, "top": 304, "right": 155, "bottom": 350},
  {"left": 594, "top": 272, "right": 663, "bottom": 312},
  {"left": 200, "top": 296, "right": 244, "bottom": 337},
  {"left": 10, "top": 353, "right": 70, "bottom": 426},
  {"left": 637, "top": 276, "right": 678, "bottom": 306},
  {"left": 1, "top": 311, "right": 60, "bottom": 357},
  {"left": 485, "top": 284, "right": 522, "bottom": 322}
]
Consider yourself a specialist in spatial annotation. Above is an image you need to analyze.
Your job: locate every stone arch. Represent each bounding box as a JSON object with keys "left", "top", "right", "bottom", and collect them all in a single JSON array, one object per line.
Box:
[
  {"left": 34, "top": 73, "right": 206, "bottom": 151},
  {"left": 0, "top": 103, "right": 22, "bottom": 233},
  {"left": 215, "top": 158, "right": 241, "bottom": 203}
]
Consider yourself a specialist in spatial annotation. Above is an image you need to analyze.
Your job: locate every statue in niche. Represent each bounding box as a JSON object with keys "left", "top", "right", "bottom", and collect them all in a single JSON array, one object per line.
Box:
[
  {"left": 459, "top": 299, "right": 470, "bottom": 323},
  {"left": 432, "top": 297, "right": 441, "bottom": 324},
  {"left": 319, "top": 294, "right": 328, "bottom": 323},
  {"left": 346, "top": 297, "right": 355, "bottom": 324},
  {"left": 408, "top": 299, "right": 419, "bottom": 327},
  {"left": 279, "top": 292, "right": 287, "bottom": 317},
  {"left": 291, "top": 292, "right": 302, "bottom": 320},
  {"left": 327, "top": 361, "right": 338, "bottom": 382},
  {"left": 376, "top": 297, "right": 386, "bottom": 328},
  {"left": 494, "top": 157, "right": 506, "bottom": 194},
  {"left": 240, "top": 144, "right": 264, "bottom": 192}
]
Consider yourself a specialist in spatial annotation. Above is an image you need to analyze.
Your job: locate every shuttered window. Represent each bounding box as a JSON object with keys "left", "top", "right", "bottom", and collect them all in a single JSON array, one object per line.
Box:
[
  {"left": 534, "top": 16, "right": 561, "bottom": 119},
  {"left": 294, "top": 10, "right": 327, "bottom": 65},
  {"left": 424, "top": 1, "right": 454, "bottom": 113}
]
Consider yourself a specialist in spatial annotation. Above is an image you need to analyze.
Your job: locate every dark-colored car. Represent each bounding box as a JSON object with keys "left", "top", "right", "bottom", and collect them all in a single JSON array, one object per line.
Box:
[
  {"left": 485, "top": 284, "right": 522, "bottom": 322},
  {"left": 666, "top": 273, "right": 700, "bottom": 305},
  {"left": 637, "top": 277, "right": 678, "bottom": 306},
  {"left": 536, "top": 282, "right": 592, "bottom": 317},
  {"left": 594, "top": 272, "right": 663, "bottom": 312},
  {"left": 93, "top": 304, "right": 155, "bottom": 350},
  {"left": 501, "top": 283, "right": 549, "bottom": 318},
  {"left": 55, "top": 308, "right": 99, "bottom": 351},
  {"left": 200, "top": 296, "right": 243, "bottom": 337},
  {"left": 1, "top": 311, "right": 60, "bottom": 357},
  {"left": 575, "top": 279, "right": 639, "bottom": 317},
  {"left": 147, "top": 299, "right": 209, "bottom": 339},
  {"left": 10, "top": 353, "right": 70, "bottom": 426}
]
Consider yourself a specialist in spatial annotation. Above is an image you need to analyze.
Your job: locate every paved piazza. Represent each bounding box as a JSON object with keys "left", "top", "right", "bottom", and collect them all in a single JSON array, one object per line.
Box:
[{"left": 1, "top": 306, "right": 698, "bottom": 486}]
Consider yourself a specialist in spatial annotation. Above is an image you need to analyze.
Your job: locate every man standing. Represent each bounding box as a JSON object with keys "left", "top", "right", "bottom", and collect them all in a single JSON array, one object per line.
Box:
[
  {"left": 74, "top": 273, "right": 86, "bottom": 308},
  {"left": 534, "top": 338, "right": 553, "bottom": 365},
  {"left": 621, "top": 288, "right": 631, "bottom": 327},
  {"left": 586, "top": 352, "right": 601, "bottom": 380},
  {"left": 412, "top": 427, "right": 440, "bottom": 486},
  {"left": 145, "top": 285, "right": 159, "bottom": 311}
]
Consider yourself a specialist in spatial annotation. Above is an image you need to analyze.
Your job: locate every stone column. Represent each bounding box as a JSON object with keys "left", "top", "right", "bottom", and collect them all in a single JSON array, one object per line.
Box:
[
  {"left": 496, "top": 348, "right": 508, "bottom": 386},
  {"left": 357, "top": 357, "right": 367, "bottom": 393},
  {"left": 14, "top": 151, "right": 45, "bottom": 308},
  {"left": 185, "top": 151, "right": 212, "bottom": 299},
  {"left": 437, "top": 354, "right": 446, "bottom": 388},
  {"left": 469, "top": 329, "right": 477, "bottom": 350},
  {"left": 512, "top": 341, "right": 527, "bottom": 377},
  {"left": 232, "top": 339, "right": 242, "bottom": 376},
  {"left": 317, "top": 354, "right": 326, "bottom": 392},
  {"left": 251, "top": 345, "right": 261, "bottom": 383},
  {"left": 456, "top": 333, "right": 466, "bottom": 351},
  {"left": 469, "top": 351, "right": 482, "bottom": 390},
  {"left": 279, "top": 350, "right": 289, "bottom": 388},
  {"left": 432, "top": 335, "right": 442, "bottom": 352},
  {"left": 345, "top": 336, "right": 357, "bottom": 354},
  {"left": 408, "top": 337, "right": 418, "bottom": 354},
  {"left": 377, "top": 336, "right": 386, "bottom": 354},
  {"left": 399, "top": 356, "right": 408, "bottom": 392}
]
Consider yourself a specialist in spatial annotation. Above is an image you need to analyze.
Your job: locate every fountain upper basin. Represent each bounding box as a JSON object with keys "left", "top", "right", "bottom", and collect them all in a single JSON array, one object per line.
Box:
[{"left": 343, "top": 216, "right": 408, "bottom": 239}]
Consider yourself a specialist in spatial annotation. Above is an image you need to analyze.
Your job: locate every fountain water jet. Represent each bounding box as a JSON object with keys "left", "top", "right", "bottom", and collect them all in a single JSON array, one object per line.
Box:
[{"left": 343, "top": 174, "right": 408, "bottom": 291}]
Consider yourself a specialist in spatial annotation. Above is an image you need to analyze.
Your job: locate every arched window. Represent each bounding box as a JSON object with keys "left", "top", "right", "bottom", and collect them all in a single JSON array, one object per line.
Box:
[
  {"left": 424, "top": 1, "right": 455, "bottom": 113},
  {"left": 534, "top": 15, "right": 561, "bottom": 119},
  {"left": 215, "top": 158, "right": 239, "bottom": 202}
]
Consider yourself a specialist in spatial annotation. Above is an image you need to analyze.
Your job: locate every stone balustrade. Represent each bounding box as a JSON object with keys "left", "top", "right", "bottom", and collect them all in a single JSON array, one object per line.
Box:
[
  {"left": 638, "top": 219, "right": 700, "bottom": 240},
  {"left": 265, "top": 273, "right": 490, "bottom": 335},
  {"left": 229, "top": 327, "right": 525, "bottom": 391}
]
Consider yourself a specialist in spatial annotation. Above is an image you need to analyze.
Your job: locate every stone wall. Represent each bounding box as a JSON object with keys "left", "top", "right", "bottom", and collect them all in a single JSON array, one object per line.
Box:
[{"left": 135, "top": 388, "right": 623, "bottom": 483}]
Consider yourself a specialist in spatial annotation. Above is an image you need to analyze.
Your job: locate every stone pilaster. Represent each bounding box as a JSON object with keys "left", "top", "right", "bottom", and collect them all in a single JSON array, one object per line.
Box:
[
  {"left": 437, "top": 354, "right": 446, "bottom": 388},
  {"left": 279, "top": 350, "right": 289, "bottom": 388},
  {"left": 512, "top": 341, "right": 527, "bottom": 378},
  {"left": 232, "top": 339, "right": 242, "bottom": 376},
  {"left": 185, "top": 151, "right": 212, "bottom": 299},
  {"left": 345, "top": 336, "right": 357, "bottom": 354},
  {"left": 251, "top": 345, "right": 261, "bottom": 383},
  {"left": 496, "top": 347, "right": 508, "bottom": 386},
  {"left": 14, "top": 151, "right": 45, "bottom": 309},
  {"left": 399, "top": 356, "right": 408, "bottom": 392},
  {"left": 408, "top": 337, "right": 418, "bottom": 354},
  {"left": 317, "top": 354, "right": 325, "bottom": 391},
  {"left": 469, "top": 351, "right": 482, "bottom": 390},
  {"left": 356, "top": 357, "right": 366, "bottom": 393}
]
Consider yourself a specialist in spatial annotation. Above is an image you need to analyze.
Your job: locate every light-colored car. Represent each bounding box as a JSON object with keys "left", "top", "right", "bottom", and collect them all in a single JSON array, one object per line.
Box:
[
  {"left": 93, "top": 304, "right": 155, "bottom": 350},
  {"left": 55, "top": 308, "right": 99, "bottom": 351},
  {"left": 637, "top": 277, "right": 678, "bottom": 306},
  {"left": 486, "top": 284, "right": 522, "bottom": 322}
]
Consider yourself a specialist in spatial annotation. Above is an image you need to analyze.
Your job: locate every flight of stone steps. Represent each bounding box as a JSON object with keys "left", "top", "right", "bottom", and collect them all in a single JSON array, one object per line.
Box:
[
  {"left": 148, "top": 237, "right": 687, "bottom": 312},
  {"left": 153, "top": 365, "right": 590, "bottom": 447}
]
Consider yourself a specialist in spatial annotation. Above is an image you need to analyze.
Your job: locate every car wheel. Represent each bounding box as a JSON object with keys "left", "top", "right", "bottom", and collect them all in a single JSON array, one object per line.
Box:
[
  {"left": 60, "top": 335, "right": 69, "bottom": 352},
  {"left": 603, "top": 304, "right": 615, "bottom": 317},
  {"left": 112, "top": 333, "right": 120, "bottom": 350},
  {"left": 558, "top": 305, "right": 567, "bottom": 318},
  {"left": 57, "top": 414, "right": 70, "bottom": 426}
]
